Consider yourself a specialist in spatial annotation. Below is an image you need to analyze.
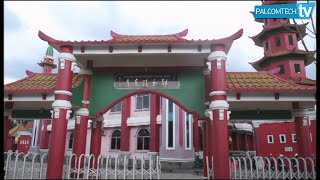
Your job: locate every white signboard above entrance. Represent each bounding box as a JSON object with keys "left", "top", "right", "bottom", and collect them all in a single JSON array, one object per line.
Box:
[{"left": 114, "top": 72, "right": 180, "bottom": 89}]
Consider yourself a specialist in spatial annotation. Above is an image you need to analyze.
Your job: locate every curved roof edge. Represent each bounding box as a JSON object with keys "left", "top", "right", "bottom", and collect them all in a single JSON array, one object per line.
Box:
[{"left": 110, "top": 28, "right": 189, "bottom": 38}]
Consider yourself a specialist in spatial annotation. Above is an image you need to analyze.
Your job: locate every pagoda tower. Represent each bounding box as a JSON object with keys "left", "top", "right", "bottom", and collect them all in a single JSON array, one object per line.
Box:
[
  {"left": 37, "top": 46, "right": 57, "bottom": 74},
  {"left": 250, "top": 0, "right": 316, "bottom": 82}
]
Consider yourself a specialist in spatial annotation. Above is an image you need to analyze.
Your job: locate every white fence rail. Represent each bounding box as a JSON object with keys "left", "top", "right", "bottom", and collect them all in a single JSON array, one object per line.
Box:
[
  {"left": 4, "top": 152, "right": 161, "bottom": 179},
  {"left": 206, "top": 155, "right": 317, "bottom": 179}
]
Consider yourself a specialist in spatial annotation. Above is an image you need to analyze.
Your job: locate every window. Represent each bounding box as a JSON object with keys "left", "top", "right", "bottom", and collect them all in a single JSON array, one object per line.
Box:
[
  {"left": 267, "top": 135, "right": 274, "bottom": 143},
  {"left": 111, "top": 101, "right": 122, "bottom": 112},
  {"left": 265, "top": 41, "right": 269, "bottom": 51},
  {"left": 137, "top": 129, "right": 150, "bottom": 150},
  {"left": 275, "top": 36, "right": 281, "bottom": 47},
  {"left": 279, "top": 65, "right": 285, "bottom": 74},
  {"left": 279, "top": 134, "right": 286, "bottom": 143},
  {"left": 136, "top": 93, "right": 150, "bottom": 110},
  {"left": 292, "top": 134, "right": 297, "bottom": 143},
  {"left": 185, "top": 112, "right": 192, "bottom": 150},
  {"left": 166, "top": 99, "right": 175, "bottom": 149},
  {"left": 68, "top": 131, "right": 75, "bottom": 149},
  {"left": 111, "top": 130, "right": 121, "bottom": 150},
  {"left": 294, "top": 64, "right": 301, "bottom": 73},
  {"left": 288, "top": 35, "right": 294, "bottom": 45}
]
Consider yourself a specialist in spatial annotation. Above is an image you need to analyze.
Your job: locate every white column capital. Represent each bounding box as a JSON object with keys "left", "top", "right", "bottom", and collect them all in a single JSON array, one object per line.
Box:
[
  {"left": 75, "top": 108, "right": 89, "bottom": 116},
  {"left": 52, "top": 100, "right": 72, "bottom": 109},
  {"left": 209, "top": 100, "right": 229, "bottom": 110},
  {"left": 209, "top": 91, "right": 227, "bottom": 96},
  {"left": 54, "top": 90, "right": 72, "bottom": 96},
  {"left": 79, "top": 68, "right": 93, "bottom": 75},
  {"left": 82, "top": 100, "right": 90, "bottom": 105},
  {"left": 207, "top": 51, "right": 227, "bottom": 62},
  {"left": 59, "top": 52, "right": 76, "bottom": 62}
]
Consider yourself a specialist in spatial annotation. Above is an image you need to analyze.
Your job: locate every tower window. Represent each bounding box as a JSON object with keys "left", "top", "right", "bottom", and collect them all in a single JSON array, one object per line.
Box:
[
  {"left": 294, "top": 64, "right": 301, "bottom": 73},
  {"left": 267, "top": 135, "right": 274, "bottom": 143},
  {"left": 265, "top": 41, "right": 269, "bottom": 51},
  {"left": 279, "top": 65, "right": 285, "bottom": 74},
  {"left": 275, "top": 36, "right": 281, "bottom": 47},
  {"left": 279, "top": 134, "right": 286, "bottom": 143},
  {"left": 288, "top": 35, "right": 294, "bottom": 45}
]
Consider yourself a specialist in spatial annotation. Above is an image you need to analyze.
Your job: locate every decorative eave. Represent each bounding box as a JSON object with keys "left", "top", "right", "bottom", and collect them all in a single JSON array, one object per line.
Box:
[
  {"left": 38, "top": 29, "right": 243, "bottom": 54},
  {"left": 4, "top": 73, "right": 84, "bottom": 93},
  {"left": 226, "top": 72, "right": 316, "bottom": 92},
  {"left": 250, "top": 23, "right": 308, "bottom": 47},
  {"left": 26, "top": 70, "right": 36, "bottom": 76},
  {"left": 37, "top": 62, "right": 57, "bottom": 69},
  {"left": 249, "top": 49, "right": 316, "bottom": 70}
]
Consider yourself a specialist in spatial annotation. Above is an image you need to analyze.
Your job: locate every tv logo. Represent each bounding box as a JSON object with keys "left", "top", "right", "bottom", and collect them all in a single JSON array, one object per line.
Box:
[
  {"left": 298, "top": 3, "right": 313, "bottom": 18},
  {"left": 254, "top": 2, "right": 315, "bottom": 19}
]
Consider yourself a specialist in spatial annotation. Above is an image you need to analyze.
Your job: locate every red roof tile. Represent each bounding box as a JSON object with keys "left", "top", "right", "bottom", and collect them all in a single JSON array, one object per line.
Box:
[
  {"left": 4, "top": 73, "right": 84, "bottom": 93},
  {"left": 226, "top": 72, "right": 316, "bottom": 92}
]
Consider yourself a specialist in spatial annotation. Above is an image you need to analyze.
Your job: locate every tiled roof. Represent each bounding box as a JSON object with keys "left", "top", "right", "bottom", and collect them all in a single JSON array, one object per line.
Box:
[
  {"left": 226, "top": 72, "right": 316, "bottom": 92},
  {"left": 288, "top": 77, "right": 317, "bottom": 86},
  {"left": 250, "top": 49, "right": 316, "bottom": 71},
  {"left": 4, "top": 73, "right": 84, "bottom": 93}
]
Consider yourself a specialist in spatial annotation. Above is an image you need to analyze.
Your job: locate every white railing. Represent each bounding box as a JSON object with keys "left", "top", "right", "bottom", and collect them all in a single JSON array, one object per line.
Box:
[
  {"left": 3, "top": 152, "right": 161, "bottom": 179},
  {"left": 205, "top": 156, "right": 316, "bottom": 179}
]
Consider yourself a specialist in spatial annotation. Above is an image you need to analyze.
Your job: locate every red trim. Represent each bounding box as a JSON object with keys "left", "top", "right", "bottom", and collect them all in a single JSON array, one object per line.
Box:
[
  {"left": 91, "top": 66, "right": 205, "bottom": 72},
  {"left": 91, "top": 89, "right": 200, "bottom": 119},
  {"left": 236, "top": 93, "right": 241, "bottom": 100},
  {"left": 80, "top": 46, "right": 85, "bottom": 53},
  {"left": 109, "top": 46, "right": 113, "bottom": 53},
  {"left": 42, "top": 94, "right": 47, "bottom": 100}
]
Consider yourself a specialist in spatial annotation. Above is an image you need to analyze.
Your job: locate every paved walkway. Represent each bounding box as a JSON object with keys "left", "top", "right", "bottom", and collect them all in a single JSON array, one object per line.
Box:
[{"left": 161, "top": 168, "right": 204, "bottom": 179}]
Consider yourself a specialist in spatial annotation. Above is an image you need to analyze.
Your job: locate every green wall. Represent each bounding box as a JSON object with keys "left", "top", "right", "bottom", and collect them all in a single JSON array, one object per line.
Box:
[{"left": 87, "top": 71, "right": 205, "bottom": 116}]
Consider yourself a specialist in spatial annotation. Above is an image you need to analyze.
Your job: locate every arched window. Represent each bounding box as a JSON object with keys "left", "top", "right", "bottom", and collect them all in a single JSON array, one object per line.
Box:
[
  {"left": 68, "top": 131, "right": 75, "bottom": 149},
  {"left": 137, "top": 129, "right": 150, "bottom": 150},
  {"left": 111, "top": 130, "right": 121, "bottom": 150}
]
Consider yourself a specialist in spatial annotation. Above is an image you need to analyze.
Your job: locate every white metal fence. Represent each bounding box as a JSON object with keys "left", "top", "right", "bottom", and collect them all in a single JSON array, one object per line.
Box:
[
  {"left": 206, "top": 155, "right": 317, "bottom": 179},
  {"left": 4, "top": 152, "right": 161, "bottom": 179}
]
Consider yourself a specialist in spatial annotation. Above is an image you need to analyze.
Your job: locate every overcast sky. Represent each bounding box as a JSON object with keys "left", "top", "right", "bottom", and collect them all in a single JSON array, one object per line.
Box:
[{"left": 4, "top": 1, "right": 316, "bottom": 84}]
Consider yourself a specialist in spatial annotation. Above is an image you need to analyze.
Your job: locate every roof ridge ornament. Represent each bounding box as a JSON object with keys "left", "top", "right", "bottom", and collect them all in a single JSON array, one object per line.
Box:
[{"left": 110, "top": 28, "right": 189, "bottom": 38}]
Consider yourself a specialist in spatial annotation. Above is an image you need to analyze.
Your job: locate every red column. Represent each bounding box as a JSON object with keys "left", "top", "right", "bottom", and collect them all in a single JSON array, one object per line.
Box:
[
  {"left": 72, "top": 69, "right": 92, "bottom": 177},
  {"left": 292, "top": 103, "right": 312, "bottom": 157},
  {"left": 39, "top": 119, "right": 51, "bottom": 149},
  {"left": 150, "top": 94, "right": 160, "bottom": 153},
  {"left": 46, "top": 46, "right": 77, "bottom": 179},
  {"left": 4, "top": 102, "right": 14, "bottom": 152},
  {"left": 233, "top": 133, "right": 240, "bottom": 151},
  {"left": 203, "top": 67, "right": 211, "bottom": 178},
  {"left": 89, "top": 120, "right": 103, "bottom": 170},
  {"left": 208, "top": 45, "right": 230, "bottom": 179},
  {"left": 243, "top": 133, "right": 248, "bottom": 151},
  {"left": 193, "top": 115, "right": 199, "bottom": 153},
  {"left": 252, "top": 123, "right": 261, "bottom": 156},
  {"left": 120, "top": 97, "right": 131, "bottom": 152}
]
